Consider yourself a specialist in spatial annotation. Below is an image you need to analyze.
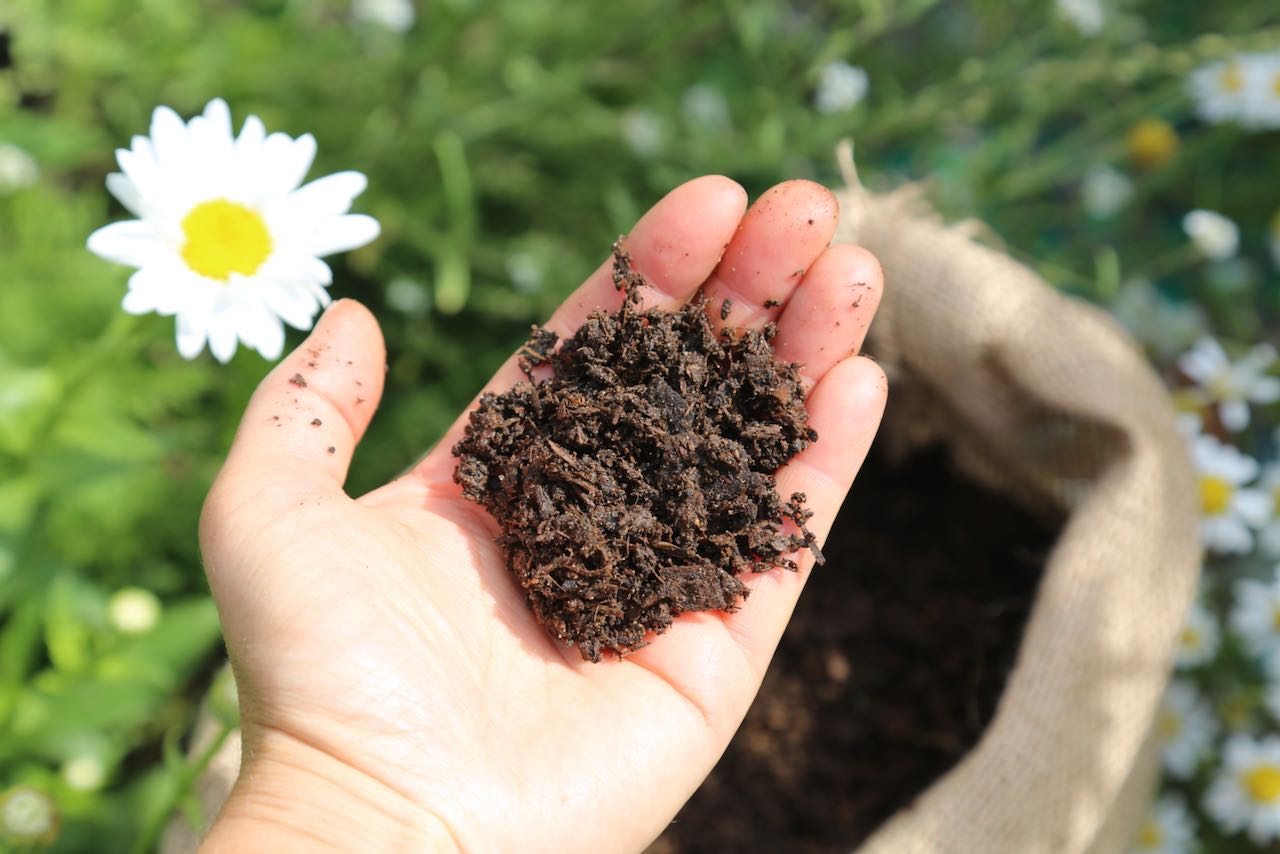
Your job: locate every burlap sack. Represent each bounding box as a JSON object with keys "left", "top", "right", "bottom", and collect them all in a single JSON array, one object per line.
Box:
[
  {"left": 165, "top": 156, "right": 1200, "bottom": 853},
  {"left": 833, "top": 144, "right": 1200, "bottom": 854}
]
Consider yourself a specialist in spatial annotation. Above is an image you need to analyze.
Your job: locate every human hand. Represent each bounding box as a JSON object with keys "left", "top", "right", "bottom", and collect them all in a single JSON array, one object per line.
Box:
[{"left": 198, "top": 176, "right": 886, "bottom": 853}]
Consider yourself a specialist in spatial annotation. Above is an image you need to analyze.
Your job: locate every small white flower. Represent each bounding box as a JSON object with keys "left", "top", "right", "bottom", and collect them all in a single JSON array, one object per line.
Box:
[
  {"left": 682, "top": 84, "right": 732, "bottom": 130},
  {"left": 0, "top": 143, "right": 38, "bottom": 192},
  {"left": 1189, "top": 431, "right": 1272, "bottom": 554},
  {"left": 1206, "top": 734, "right": 1280, "bottom": 844},
  {"left": 107, "top": 587, "right": 161, "bottom": 635},
  {"left": 1182, "top": 209, "right": 1240, "bottom": 260},
  {"left": 0, "top": 786, "right": 58, "bottom": 844},
  {"left": 620, "top": 109, "right": 665, "bottom": 157},
  {"left": 1241, "top": 51, "right": 1280, "bottom": 130},
  {"left": 1055, "top": 0, "right": 1104, "bottom": 36},
  {"left": 1081, "top": 165, "right": 1132, "bottom": 219},
  {"left": 351, "top": 0, "right": 415, "bottom": 32},
  {"left": 814, "top": 60, "right": 869, "bottom": 114},
  {"left": 505, "top": 251, "right": 543, "bottom": 294},
  {"left": 1157, "top": 679, "right": 1218, "bottom": 778},
  {"left": 1232, "top": 567, "right": 1280, "bottom": 656},
  {"left": 1188, "top": 56, "right": 1252, "bottom": 125},
  {"left": 384, "top": 276, "right": 430, "bottom": 314},
  {"left": 1176, "top": 599, "right": 1221, "bottom": 669},
  {"left": 1129, "top": 794, "right": 1195, "bottom": 854},
  {"left": 1179, "top": 337, "right": 1280, "bottom": 432},
  {"left": 61, "top": 755, "right": 106, "bottom": 792},
  {"left": 1109, "top": 280, "right": 1208, "bottom": 359},
  {"left": 87, "top": 98, "right": 380, "bottom": 363}
]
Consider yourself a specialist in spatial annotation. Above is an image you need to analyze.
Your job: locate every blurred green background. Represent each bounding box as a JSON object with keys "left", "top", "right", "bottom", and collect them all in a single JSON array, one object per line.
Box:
[{"left": 1, "top": 0, "right": 1278, "bottom": 850}]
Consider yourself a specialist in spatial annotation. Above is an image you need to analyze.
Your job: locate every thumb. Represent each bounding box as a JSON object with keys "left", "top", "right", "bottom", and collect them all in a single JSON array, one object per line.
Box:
[{"left": 202, "top": 299, "right": 386, "bottom": 541}]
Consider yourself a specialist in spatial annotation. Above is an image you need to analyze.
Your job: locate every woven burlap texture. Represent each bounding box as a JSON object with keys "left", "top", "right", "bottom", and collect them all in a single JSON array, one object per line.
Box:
[{"left": 836, "top": 149, "right": 1200, "bottom": 854}]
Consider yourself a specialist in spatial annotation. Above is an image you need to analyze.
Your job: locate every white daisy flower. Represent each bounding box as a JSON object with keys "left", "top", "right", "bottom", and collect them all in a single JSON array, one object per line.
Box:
[
  {"left": 1129, "top": 794, "right": 1195, "bottom": 854},
  {"left": 1187, "top": 56, "right": 1251, "bottom": 125},
  {"left": 1241, "top": 51, "right": 1280, "bottom": 130},
  {"left": 1109, "top": 280, "right": 1208, "bottom": 360},
  {"left": 1175, "top": 599, "right": 1221, "bottom": 669},
  {"left": 351, "top": 0, "right": 415, "bottom": 33},
  {"left": 814, "top": 60, "right": 869, "bottom": 114},
  {"left": 86, "top": 98, "right": 380, "bottom": 363},
  {"left": 681, "top": 84, "right": 732, "bottom": 130},
  {"left": 1178, "top": 337, "right": 1280, "bottom": 432},
  {"left": 1055, "top": 0, "right": 1104, "bottom": 36},
  {"left": 1189, "top": 431, "right": 1272, "bottom": 554},
  {"left": 0, "top": 786, "right": 58, "bottom": 845},
  {"left": 1080, "top": 165, "right": 1132, "bottom": 220},
  {"left": 505, "top": 251, "right": 543, "bottom": 294},
  {"left": 1182, "top": 209, "right": 1240, "bottom": 260},
  {"left": 619, "top": 109, "right": 665, "bottom": 158},
  {"left": 1232, "top": 567, "right": 1280, "bottom": 656},
  {"left": 107, "top": 587, "right": 161, "bottom": 635},
  {"left": 0, "top": 142, "right": 38, "bottom": 192},
  {"left": 61, "top": 754, "right": 106, "bottom": 792},
  {"left": 1157, "top": 679, "right": 1219, "bottom": 779},
  {"left": 1205, "top": 734, "right": 1280, "bottom": 844}
]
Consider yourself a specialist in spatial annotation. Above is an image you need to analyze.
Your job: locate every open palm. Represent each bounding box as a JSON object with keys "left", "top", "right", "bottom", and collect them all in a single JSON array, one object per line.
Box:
[{"left": 199, "top": 177, "right": 885, "bottom": 853}]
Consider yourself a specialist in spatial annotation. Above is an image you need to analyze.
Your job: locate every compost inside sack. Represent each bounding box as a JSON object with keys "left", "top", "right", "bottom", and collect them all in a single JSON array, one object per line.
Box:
[{"left": 651, "top": 410, "right": 1061, "bottom": 853}]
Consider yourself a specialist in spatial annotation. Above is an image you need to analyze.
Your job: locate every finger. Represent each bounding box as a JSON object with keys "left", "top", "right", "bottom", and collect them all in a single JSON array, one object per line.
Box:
[
  {"left": 701, "top": 180, "right": 839, "bottom": 331},
  {"left": 622, "top": 355, "right": 886, "bottom": 723},
  {"left": 411, "top": 175, "right": 748, "bottom": 484},
  {"left": 772, "top": 244, "right": 883, "bottom": 390},
  {"left": 204, "top": 299, "right": 387, "bottom": 517},
  {"left": 728, "top": 355, "right": 887, "bottom": 662}
]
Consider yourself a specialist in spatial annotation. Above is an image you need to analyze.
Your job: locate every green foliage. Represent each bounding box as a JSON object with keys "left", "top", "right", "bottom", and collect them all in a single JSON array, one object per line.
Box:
[{"left": 0, "top": 0, "right": 1276, "bottom": 849}]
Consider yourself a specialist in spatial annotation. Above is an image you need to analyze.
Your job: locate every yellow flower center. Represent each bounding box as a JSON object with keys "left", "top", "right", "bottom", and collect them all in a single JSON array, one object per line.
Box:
[
  {"left": 1157, "top": 710, "right": 1182, "bottom": 740},
  {"left": 1126, "top": 118, "right": 1178, "bottom": 169},
  {"left": 1179, "top": 627, "right": 1201, "bottom": 650},
  {"left": 1272, "top": 607, "right": 1280, "bottom": 632},
  {"left": 1244, "top": 764, "right": 1280, "bottom": 804},
  {"left": 1221, "top": 62, "right": 1244, "bottom": 93},
  {"left": 180, "top": 199, "right": 272, "bottom": 281},
  {"left": 1136, "top": 818, "right": 1162, "bottom": 848},
  {"left": 1199, "top": 475, "right": 1233, "bottom": 516}
]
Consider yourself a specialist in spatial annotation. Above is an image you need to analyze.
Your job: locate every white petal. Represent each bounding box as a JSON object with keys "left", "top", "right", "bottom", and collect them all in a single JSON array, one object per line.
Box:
[
  {"left": 261, "top": 252, "right": 333, "bottom": 286},
  {"left": 1252, "top": 376, "right": 1280, "bottom": 404},
  {"left": 1204, "top": 516, "right": 1253, "bottom": 554},
  {"left": 260, "top": 282, "right": 322, "bottom": 330},
  {"left": 175, "top": 312, "right": 209, "bottom": 360},
  {"left": 1221, "top": 399, "right": 1251, "bottom": 432},
  {"left": 149, "top": 105, "right": 190, "bottom": 171},
  {"left": 303, "top": 214, "right": 380, "bottom": 256},
  {"left": 116, "top": 146, "right": 164, "bottom": 200},
  {"left": 207, "top": 315, "right": 240, "bottom": 364},
  {"left": 253, "top": 132, "right": 317, "bottom": 200},
  {"left": 86, "top": 220, "right": 165, "bottom": 267},
  {"left": 105, "top": 172, "right": 145, "bottom": 216},
  {"left": 235, "top": 114, "right": 266, "bottom": 157},
  {"left": 202, "top": 99, "right": 233, "bottom": 145},
  {"left": 247, "top": 307, "right": 286, "bottom": 360},
  {"left": 283, "top": 171, "right": 368, "bottom": 217},
  {"left": 1234, "top": 488, "right": 1275, "bottom": 527}
]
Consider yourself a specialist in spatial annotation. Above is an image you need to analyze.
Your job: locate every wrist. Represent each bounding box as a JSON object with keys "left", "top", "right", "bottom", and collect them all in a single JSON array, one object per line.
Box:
[{"left": 201, "top": 727, "right": 460, "bottom": 853}]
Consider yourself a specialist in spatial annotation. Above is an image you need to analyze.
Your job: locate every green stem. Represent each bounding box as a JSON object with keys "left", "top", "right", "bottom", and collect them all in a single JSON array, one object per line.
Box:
[{"left": 130, "top": 720, "right": 235, "bottom": 854}]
